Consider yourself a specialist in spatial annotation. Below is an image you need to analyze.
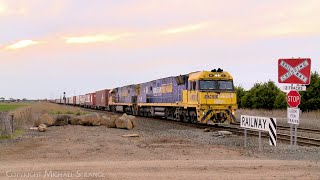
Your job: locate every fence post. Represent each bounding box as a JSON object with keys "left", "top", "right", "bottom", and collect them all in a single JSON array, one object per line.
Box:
[
  {"left": 0, "top": 112, "right": 3, "bottom": 136},
  {"left": 10, "top": 114, "right": 14, "bottom": 135}
]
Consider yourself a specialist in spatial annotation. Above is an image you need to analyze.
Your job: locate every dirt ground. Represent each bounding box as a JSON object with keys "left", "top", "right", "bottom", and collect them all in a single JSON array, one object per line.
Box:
[{"left": 1, "top": 110, "right": 320, "bottom": 179}]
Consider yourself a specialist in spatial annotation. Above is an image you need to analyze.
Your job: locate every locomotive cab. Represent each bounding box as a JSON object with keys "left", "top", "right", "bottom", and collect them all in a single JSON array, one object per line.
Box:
[{"left": 182, "top": 69, "right": 237, "bottom": 124}]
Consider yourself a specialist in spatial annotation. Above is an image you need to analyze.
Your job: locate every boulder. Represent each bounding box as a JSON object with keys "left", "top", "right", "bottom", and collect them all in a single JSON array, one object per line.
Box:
[
  {"left": 101, "top": 116, "right": 117, "bottom": 128},
  {"left": 69, "top": 115, "right": 83, "bottom": 125},
  {"left": 80, "top": 113, "right": 101, "bottom": 126},
  {"left": 127, "top": 115, "right": 136, "bottom": 128},
  {"left": 115, "top": 114, "right": 134, "bottom": 130},
  {"left": 34, "top": 113, "right": 55, "bottom": 127},
  {"left": 38, "top": 124, "right": 47, "bottom": 132},
  {"left": 54, "top": 114, "right": 71, "bottom": 126}
]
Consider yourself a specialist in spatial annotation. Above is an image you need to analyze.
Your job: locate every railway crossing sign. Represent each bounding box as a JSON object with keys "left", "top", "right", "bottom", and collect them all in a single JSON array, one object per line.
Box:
[
  {"left": 287, "top": 107, "right": 300, "bottom": 125},
  {"left": 287, "top": 90, "right": 300, "bottom": 108},
  {"left": 278, "top": 58, "right": 311, "bottom": 84},
  {"left": 240, "top": 115, "right": 277, "bottom": 149},
  {"left": 281, "top": 84, "right": 306, "bottom": 91}
]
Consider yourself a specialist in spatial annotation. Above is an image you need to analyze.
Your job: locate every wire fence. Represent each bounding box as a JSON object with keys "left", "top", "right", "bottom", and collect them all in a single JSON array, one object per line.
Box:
[{"left": 0, "top": 107, "right": 32, "bottom": 136}]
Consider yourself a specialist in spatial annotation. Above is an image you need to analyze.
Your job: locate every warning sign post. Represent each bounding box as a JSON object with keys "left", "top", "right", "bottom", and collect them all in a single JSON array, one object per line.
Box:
[
  {"left": 278, "top": 57, "right": 311, "bottom": 147},
  {"left": 240, "top": 115, "right": 277, "bottom": 150}
]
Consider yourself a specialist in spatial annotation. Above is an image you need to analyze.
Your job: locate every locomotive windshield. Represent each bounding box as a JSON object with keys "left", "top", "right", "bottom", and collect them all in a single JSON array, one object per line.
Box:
[
  {"left": 199, "top": 80, "right": 234, "bottom": 91},
  {"left": 218, "top": 81, "right": 233, "bottom": 90},
  {"left": 199, "top": 80, "right": 216, "bottom": 90}
]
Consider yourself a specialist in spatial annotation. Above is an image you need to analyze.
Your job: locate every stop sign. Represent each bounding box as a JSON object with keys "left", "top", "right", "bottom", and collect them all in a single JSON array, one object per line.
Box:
[{"left": 287, "top": 90, "right": 300, "bottom": 107}]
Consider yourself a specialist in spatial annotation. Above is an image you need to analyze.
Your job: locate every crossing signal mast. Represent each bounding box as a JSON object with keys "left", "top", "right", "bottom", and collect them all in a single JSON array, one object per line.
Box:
[
  {"left": 278, "top": 58, "right": 312, "bottom": 147},
  {"left": 63, "top": 92, "right": 66, "bottom": 105}
]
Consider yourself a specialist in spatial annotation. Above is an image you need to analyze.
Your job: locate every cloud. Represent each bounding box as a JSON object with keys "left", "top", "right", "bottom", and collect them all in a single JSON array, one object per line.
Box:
[
  {"left": 0, "top": 0, "right": 69, "bottom": 22},
  {"left": 4, "top": 40, "right": 39, "bottom": 50},
  {"left": 160, "top": 23, "right": 207, "bottom": 35},
  {"left": 64, "top": 33, "right": 133, "bottom": 44},
  {"left": 0, "top": 1, "right": 26, "bottom": 16}
]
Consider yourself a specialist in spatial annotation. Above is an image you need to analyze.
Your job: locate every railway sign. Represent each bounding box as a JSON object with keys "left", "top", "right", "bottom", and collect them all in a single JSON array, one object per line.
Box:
[
  {"left": 241, "top": 115, "right": 277, "bottom": 148},
  {"left": 278, "top": 58, "right": 311, "bottom": 84},
  {"left": 240, "top": 115, "right": 270, "bottom": 132},
  {"left": 287, "top": 107, "right": 300, "bottom": 125},
  {"left": 287, "top": 90, "right": 300, "bottom": 107},
  {"left": 281, "top": 84, "right": 306, "bottom": 91}
]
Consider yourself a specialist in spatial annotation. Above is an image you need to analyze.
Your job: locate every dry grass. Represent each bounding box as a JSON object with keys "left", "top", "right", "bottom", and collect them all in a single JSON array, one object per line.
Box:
[
  {"left": 30, "top": 102, "right": 85, "bottom": 115},
  {"left": 236, "top": 109, "right": 320, "bottom": 129},
  {"left": 7, "top": 102, "right": 88, "bottom": 129}
]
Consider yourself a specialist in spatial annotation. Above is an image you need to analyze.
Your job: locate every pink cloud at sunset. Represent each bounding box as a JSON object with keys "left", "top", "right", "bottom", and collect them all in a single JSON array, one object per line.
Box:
[
  {"left": 4, "top": 40, "right": 40, "bottom": 50},
  {"left": 64, "top": 33, "right": 134, "bottom": 44}
]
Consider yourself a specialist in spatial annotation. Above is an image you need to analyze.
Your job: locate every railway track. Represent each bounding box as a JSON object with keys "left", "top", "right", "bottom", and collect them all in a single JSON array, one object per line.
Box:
[
  {"left": 69, "top": 105, "right": 320, "bottom": 147},
  {"left": 226, "top": 123, "right": 320, "bottom": 147}
]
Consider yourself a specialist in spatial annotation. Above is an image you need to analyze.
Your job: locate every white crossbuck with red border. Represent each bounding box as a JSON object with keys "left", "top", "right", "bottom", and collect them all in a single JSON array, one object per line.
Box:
[{"left": 278, "top": 58, "right": 311, "bottom": 85}]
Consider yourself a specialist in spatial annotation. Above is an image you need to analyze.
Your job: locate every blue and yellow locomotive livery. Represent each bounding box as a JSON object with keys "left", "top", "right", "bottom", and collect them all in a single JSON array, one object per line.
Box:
[{"left": 108, "top": 68, "right": 237, "bottom": 124}]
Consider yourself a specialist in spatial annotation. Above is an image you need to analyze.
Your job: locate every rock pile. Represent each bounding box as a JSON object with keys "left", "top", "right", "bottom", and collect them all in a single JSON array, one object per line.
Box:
[
  {"left": 80, "top": 114, "right": 101, "bottom": 126},
  {"left": 34, "top": 113, "right": 137, "bottom": 132},
  {"left": 34, "top": 113, "right": 55, "bottom": 127},
  {"left": 115, "top": 114, "right": 134, "bottom": 130}
]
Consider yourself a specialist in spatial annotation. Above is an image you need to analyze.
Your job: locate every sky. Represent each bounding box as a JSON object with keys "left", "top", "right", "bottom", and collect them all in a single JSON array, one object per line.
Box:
[{"left": 0, "top": 0, "right": 319, "bottom": 99}]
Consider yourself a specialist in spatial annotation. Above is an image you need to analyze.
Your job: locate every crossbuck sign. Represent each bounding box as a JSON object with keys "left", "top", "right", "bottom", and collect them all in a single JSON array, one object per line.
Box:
[{"left": 278, "top": 58, "right": 311, "bottom": 85}]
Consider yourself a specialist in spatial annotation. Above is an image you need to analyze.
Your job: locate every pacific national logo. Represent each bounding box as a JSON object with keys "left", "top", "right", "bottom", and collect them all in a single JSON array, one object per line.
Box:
[{"left": 204, "top": 94, "right": 234, "bottom": 99}]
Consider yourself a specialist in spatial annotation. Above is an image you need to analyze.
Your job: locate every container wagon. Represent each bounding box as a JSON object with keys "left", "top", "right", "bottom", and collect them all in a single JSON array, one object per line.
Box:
[
  {"left": 79, "top": 95, "right": 86, "bottom": 107},
  {"left": 84, "top": 93, "right": 96, "bottom": 108},
  {"left": 95, "top": 89, "right": 110, "bottom": 110}
]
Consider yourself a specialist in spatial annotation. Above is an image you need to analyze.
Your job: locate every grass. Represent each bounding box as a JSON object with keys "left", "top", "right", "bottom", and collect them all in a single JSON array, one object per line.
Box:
[
  {"left": 0, "top": 129, "right": 24, "bottom": 140},
  {"left": 49, "top": 110, "right": 87, "bottom": 116},
  {"left": 0, "top": 103, "right": 30, "bottom": 112}
]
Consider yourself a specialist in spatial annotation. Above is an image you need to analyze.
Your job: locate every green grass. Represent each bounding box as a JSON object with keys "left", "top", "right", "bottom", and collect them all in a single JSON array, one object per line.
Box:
[
  {"left": 0, "top": 103, "right": 29, "bottom": 112},
  {"left": 0, "top": 129, "right": 24, "bottom": 140}
]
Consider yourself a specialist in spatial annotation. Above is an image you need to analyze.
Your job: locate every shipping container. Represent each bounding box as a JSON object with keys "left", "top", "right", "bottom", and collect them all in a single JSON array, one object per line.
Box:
[
  {"left": 95, "top": 89, "right": 110, "bottom": 109},
  {"left": 84, "top": 93, "right": 96, "bottom": 108},
  {"left": 75, "top": 96, "right": 80, "bottom": 105},
  {"left": 79, "top": 95, "right": 87, "bottom": 106},
  {"left": 67, "top": 97, "right": 74, "bottom": 105}
]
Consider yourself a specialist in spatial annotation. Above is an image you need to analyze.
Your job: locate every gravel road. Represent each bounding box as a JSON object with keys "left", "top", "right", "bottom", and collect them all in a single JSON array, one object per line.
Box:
[{"left": 0, "top": 109, "right": 320, "bottom": 179}]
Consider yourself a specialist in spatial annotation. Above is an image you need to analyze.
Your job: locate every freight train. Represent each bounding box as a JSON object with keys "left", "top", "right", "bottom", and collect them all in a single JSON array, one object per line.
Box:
[{"left": 55, "top": 69, "right": 237, "bottom": 124}]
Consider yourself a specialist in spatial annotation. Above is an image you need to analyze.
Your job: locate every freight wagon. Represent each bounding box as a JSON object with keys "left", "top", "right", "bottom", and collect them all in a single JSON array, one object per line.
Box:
[
  {"left": 79, "top": 95, "right": 86, "bottom": 107},
  {"left": 67, "top": 97, "right": 74, "bottom": 105},
  {"left": 84, "top": 93, "right": 96, "bottom": 108},
  {"left": 95, "top": 89, "right": 110, "bottom": 110},
  {"left": 75, "top": 96, "right": 80, "bottom": 106}
]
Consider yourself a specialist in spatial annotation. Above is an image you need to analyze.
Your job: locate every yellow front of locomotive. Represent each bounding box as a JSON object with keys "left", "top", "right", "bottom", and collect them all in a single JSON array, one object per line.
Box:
[{"left": 185, "top": 69, "right": 237, "bottom": 124}]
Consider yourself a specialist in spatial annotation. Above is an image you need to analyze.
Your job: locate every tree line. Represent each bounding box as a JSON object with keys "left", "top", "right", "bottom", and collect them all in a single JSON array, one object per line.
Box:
[{"left": 235, "top": 71, "right": 320, "bottom": 111}]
